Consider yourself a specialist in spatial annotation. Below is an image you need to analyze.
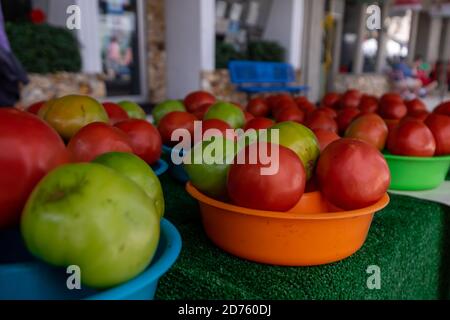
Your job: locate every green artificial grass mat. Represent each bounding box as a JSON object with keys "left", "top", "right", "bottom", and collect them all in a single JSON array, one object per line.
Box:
[{"left": 155, "top": 173, "right": 450, "bottom": 300}]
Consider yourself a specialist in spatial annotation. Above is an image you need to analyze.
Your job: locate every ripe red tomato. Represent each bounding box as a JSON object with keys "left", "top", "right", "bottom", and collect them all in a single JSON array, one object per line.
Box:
[
  {"left": 272, "top": 98, "right": 298, "bottom": 119},
  {"left": 405, "top": 109, "right": 430, "bottom": 122},
  {"left": 244, "top": 117, "right": 275, "bottom": 131},
  {"left": 305, "top": 111, "right": 338, "bottom": 133},
  {"left": 68, "top": 122, "right": 133, "bottom": 162},
  {"left": 321, "top": 92, "right": 341, "bottom": 109},
  {"left": 201, "top": 119, "right": 232, "bottom": 139},
  {"left": 387, "top": 119, "right": 436, "bottom": 156},
  {"left": 266, "top": 94, "right": 292, "bottom": 110},
  {"left": 115, "top": 119, "right": 162, "bottom": 164},
  {"left": 359, "top": 95, "right": 379, "bottom": 114},
  {"left": 380, "top": 92, "right": 402, "bottom": 104},
  {"left": 312, "top": 128, "right": 340, "bottom": 152},
  {"left": 244, "top": 111, "right": 255, "bottom": 123},
  {"left": 345, "top": 113, "right": 388, "bottom": 150},
  {"left": 27, "top": 100, "right": 46, "bottom": 115},
  {"left": 0, "top": 109, "right": 69, "bottom": 227},
  {"left": 424, "top": 113, "right": 450, "bottom": 155},
  {"left": 192, "top": 103, "right": 213, "bottom": 119},
  {"left": 379, "top": 99, "right": 407, "bottom": 120},
  {"left": 227, "top": 143, "right": 306, "bottom": 211},
  {"left": 275, "top": 106, "right": 305, "bottom": 123},
  {"left": 103, "top": 102, "right": 130, "bottom": 125},
  {"left": 316, "top": 138, "right": 390, "bottom": 210},
  {"left": 405, "top": 98, "right": 426, "bottom": 114},
  {"left": 336, "top": 107, "right": 361, "bottom": 134},
  {"left": 296, "top": 99, "right": 316, "bottom": 115},
  {"left": 247, "top": 98, "right": 269, "bottom": 117},
  {"left": 340, "top": 92, "right": 361, "bottom": 109},
  {"left": 184, "top": 91, "right": 216, "bottom": 113},
  {"left": 315, "top": 107, "right": 337, "bottom": 119},
  {"left": 434, "top": 100, "right": 450, "bottom": 117},
  {"left": 157, "top": 111, "right": 197, "bottom": 146}
]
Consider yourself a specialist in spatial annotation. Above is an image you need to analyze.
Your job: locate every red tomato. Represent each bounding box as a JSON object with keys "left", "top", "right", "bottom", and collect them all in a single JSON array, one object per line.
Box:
[
  {"left": 184, "top": 91, "right": 216, "bottom": 113},
  {"left": 378, "top": 99, "right": 407, "bottom": 120},
  {"left": 387, "top": 119, "right": 436, "bottom": 157},
  {"left": 336, "top": 107, "right": 361, "bottom": 134},
  {"left": 316, "top": 138, "right": 390, "bottom": 210},
  {"left": 271, "top": 98, "right": 298, "bottom": 119},
  {"left": 247, "top": 98, "right": 269, "bottom": 117},
  {"left": 315, "top": 107, "right": 337, "bottom": 119},
  {"left": 68, "top": 122, "right": 133, "bottom": 162},
  {"left": 425, "top": 113, "right": 450, "bottom": 155},
  {"left": 313, "top": 128, "right": 340, "bottom": 152},
  {"left": 405, "top": 109, "right": 430, "bottom": 122},
  {"left": 434, "top": 100, "right": 450, "bottom": 117},
  {"left": 201, "top": 119, "right": 232, "bottom": 139},
  {"left": 380, "top": 92, "right": 402, "bottom": 104},
  {"left": 115, "top": 119, "right": 162, "bottom": 164},
  {"left": 321, "top": 92, "right": 341, "bottom": 109},
  {"left": 305, "top": 111, "right": 338, "bottom": 133},
  {"left": 244, "top": 117, "right": 275, "bottom": 131},
  {"left": 345, "top": 113, "right": 388, "bottom": 150},
  {"left": 244, "top": 111, "right": 255, "bottom": 123},
  {"left": 405, "top": 98, "right": 426, "bottom": 114},
  {"left": 27, "top": 100, "right": 46, "bottom": 115},
  {"left": 266, "top": 94, "right": 292, "bottom": 110},
  {"left": 359, "top": 95, "right": 379, "bottom": 114},
  {"left": 340, "top": 91, "right": 361, "bottom": 109},
  {"left": 192, "top": 103, "right": 213, "bottom": 119},
  {"left": 157, "top": 111, "right": 197, "bottom": 146},
  {"left": 0, "top": 109, "right": 69, "bottom": 227},
  {"left": 227, "top": 143, "right": 306, "bottom": 211},
  {"left": 275, "top": 106, "right": 305, "bottom": 123},
  {"left": 295, "top": 97, "right": 316, "bottom": 114},
  {"left": 103, "top": 102, "right": 130, "bottom": 125}
]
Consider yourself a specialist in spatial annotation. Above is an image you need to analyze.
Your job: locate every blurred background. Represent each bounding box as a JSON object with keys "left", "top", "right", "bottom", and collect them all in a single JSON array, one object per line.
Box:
[{"left": 1, "top": 0, "right": 449, "bottom": 108}]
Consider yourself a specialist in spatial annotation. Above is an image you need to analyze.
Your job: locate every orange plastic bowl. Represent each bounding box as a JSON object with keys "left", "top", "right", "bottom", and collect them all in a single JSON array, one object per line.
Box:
[{"left": 186, "top": 182, "right": 389, "bottom": 266}]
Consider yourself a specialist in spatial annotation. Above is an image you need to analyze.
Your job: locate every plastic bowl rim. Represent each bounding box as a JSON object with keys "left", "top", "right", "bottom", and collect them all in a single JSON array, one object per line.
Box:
[
  {"left": 185, "top": 182, "right": 390, "bottom": 220},
  {"left": 383, "top": 153, "right": 450, "bottom": 162}
]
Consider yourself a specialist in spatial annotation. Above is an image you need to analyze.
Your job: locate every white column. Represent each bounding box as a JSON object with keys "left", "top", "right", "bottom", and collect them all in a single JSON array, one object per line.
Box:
[
  {"left": 329, "top": 0, "right": 345, "bottom": 91},
  {"left": 407, "top": 10, "right": 420, "bottom": 64},
  {"left": 427, "top": 16, "right": 443, "bottom": 63},
  {"left": 375, "top": 1, "right": 390, "bottom": 73},
  {"left": 353, "top": 3, "right": 367, "bottom": 74},
  {"left": 439, "top": 19, "right": 450, "bottom": 61},
  {"left": 165, "top": 0, "right": 215, "bottom": 99},
  {"left": 263, "top": 0, "right": 304, "bottom": 69},
  {"left": 304, "top": 0, "right": 325, "bottom": 102}
]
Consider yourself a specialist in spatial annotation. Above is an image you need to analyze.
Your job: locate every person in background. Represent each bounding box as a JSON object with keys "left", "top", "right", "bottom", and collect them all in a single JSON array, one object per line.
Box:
[
  {"left": 0, "top": 2, "right": 28, "bottom": 107},
  {"left": 412, "top": 55, "right": 438, "bottom": 95},
  {"left": 389, "top": 56, "right": 422, "bottom": 98}
]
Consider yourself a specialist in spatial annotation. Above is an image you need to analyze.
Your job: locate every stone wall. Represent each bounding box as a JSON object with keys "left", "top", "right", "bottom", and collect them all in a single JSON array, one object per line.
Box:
[
  {"left": 201, "top": 69, "right": 248, "bottom": 105},
  {"left": 333, "top": 74, "right": 391, "bottom": 97},
  {"left": 146, "top": 0, "right": 167, "bottom": 103},
  {"left": 20, "top": 73, "right": 106, "bottom": 107}
]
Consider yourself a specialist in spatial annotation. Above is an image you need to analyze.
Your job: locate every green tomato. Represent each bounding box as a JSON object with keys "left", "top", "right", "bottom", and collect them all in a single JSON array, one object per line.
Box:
[
  {"left": 183, "top": 136, "right": 236, "bottom": 199},
  {"left": 21, "top": 163, "right": 160, "bottom": 288},
  {"left": 268, "top": 121, "right": 320, "bottom": 180},
  {"left": 118, "top": 100, "right": 146, "bottom": 119},
  {"left": 152, "top": 100, "right": 185, "bottom": 124},
  {"left": 93, "top": 152, "right": 164, "bottom": 218},
  {"left": 204, "top": 102, "right": 245, "bottom": 129}
]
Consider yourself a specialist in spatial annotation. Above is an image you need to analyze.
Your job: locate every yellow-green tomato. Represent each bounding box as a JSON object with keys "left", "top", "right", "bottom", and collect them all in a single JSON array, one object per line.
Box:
[
  {"left": 21, "top": 163, "right": 160, "bottom": 288},
  {"left": 118, "top": 101, "right": 146, "bottom": 119},
  {"left": 204, "top": 102, "right": 245, "bottom": 129}
]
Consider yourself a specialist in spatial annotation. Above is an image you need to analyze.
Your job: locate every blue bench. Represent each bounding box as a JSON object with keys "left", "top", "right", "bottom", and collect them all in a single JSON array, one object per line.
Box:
[{"left": 228, "top": 60, "right": 309, "bottom": 96}]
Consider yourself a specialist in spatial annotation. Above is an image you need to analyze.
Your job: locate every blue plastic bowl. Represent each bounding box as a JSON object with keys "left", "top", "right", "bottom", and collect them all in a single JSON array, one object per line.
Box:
[
  {"left": 0, "top": 219, "right": 181, "bottom": 300},
  {"left": 151, "top": 159, "right": 169, "bottom": 176},
  {"left": 162, "top": 145, "right": 189, "bottom": 183}
]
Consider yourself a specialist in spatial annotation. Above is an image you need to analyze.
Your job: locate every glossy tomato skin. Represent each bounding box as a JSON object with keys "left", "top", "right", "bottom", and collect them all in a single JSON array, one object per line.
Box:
[
  {"left": 345, "top": 113, "right": 388, "bottom": 150},
  {"left": 340, "top": 92, "right": 361, "bottom": 109},
  {"left": 336, "top": 107, "right": 361, "bottom": 134},
  {"left": 406, "top": 98, "right": 426, "bottom": 114},
  {"left": 316, "top": 107, "right": 337, "bottom": 119},
  {"left": 244, "top": 111, "right": 255, "bottom": 123},
  {"left": 68, "top": 122, "right": 133, "bottom": 162},
  {"left": 103, "top": 102, "right": 130, "bottom": 125},
  {"left": 115, "top": 119, "right": 162, "bottom": 164},
  {"left": 379, "top": 99, "right": 407, "bottom": 120},
  {"left": 158, "top": 111, "right": 197, "bottom": 146},
  {"left": 184, "top": 91, "right": 216, "bottom": 113},
  {"left": 201, "top": 119, "right": 232, "bottom": 139},
  {"left": 424, "top": 113, "right": 450, "bottom": 155},
  {"left": 387, "top": 119, "right": 436, "bottom": 156},
  {"left": 305, "top": 111, "right": 338, "bottom": 133},
  {"left": 227, "top": 143, "right": 306, "bottom": 211},
  {"left": 434, "top": 101, "right": 450, "bottom": 117},
  {"left": 312, "top": 129, "right": 340, "bottom": 152},
  {"left": 317, "top": 138, "right": 390, "bottom": 210},
  {"left": 321, "top": 92, "right": 341, "bottom": 109},
  {"left": 407, "top": 109, "right": 429, "bottom": 121},
  {"left": 271, "top": 98, "right": 298, "bottom": 119},
  {"left": 275, "top": 106, "right": 305, "bottom": 123},
  {"left": 27, "top": 100, "right": 46, "bottom": 115},
  {"left": 244, "top": 117, "right": 274, "bottom": 131},
  {"left": 247, "top": 98, "right": 269, "bottom": 117},
  {"left": 359, "top": 95, "right": 379, "bottom": 114},
  {"left": 0, "top": 109, "right": 69, "bottom": 227},
  {"left": 192, "top": 103, "right": 213, "bottom": 119}
]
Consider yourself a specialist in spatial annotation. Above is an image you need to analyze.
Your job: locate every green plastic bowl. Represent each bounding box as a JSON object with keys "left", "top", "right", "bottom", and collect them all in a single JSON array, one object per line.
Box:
[{"left": 384, "top": 153, "right": 450, "bottom": 191}]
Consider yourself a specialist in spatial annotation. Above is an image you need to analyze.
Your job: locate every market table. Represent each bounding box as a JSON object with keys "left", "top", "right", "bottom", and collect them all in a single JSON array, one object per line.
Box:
[{"left": 155, "top": 173, "right": 450, "bottom": 300}]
